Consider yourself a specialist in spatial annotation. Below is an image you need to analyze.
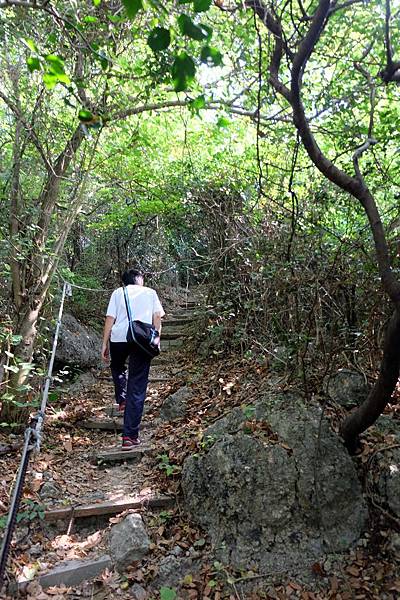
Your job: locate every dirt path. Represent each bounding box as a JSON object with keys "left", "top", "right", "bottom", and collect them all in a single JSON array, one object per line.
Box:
[{"left": 1, "top": 303, "right": 199, "bottom": 597}]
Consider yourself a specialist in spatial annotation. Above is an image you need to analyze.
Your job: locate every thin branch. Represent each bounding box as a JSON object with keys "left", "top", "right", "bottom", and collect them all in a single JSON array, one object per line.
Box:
[{"left": 0, "top": 90, "right": 52, "bottom": 172}]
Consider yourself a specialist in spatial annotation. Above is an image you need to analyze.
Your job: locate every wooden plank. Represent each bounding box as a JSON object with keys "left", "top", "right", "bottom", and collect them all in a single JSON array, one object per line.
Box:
[
  {"left": 44, "top": 495, "right": 174, "bottom": 521},
  {"left": 11, "top": 556, "right": 113, "bottom": 593},
  {"left": 96, "top": 444, "right": 153, "bottom": 463}
]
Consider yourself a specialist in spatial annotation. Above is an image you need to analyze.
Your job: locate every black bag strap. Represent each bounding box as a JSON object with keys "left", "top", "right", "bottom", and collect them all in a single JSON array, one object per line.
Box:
[{"left": 123, "top": 286, "right": 136, "bottom": 342}]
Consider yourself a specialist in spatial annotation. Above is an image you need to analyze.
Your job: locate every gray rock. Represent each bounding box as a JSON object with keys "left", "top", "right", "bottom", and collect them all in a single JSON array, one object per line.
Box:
[
  {"left": 160, "top": 386, "right": 193, "bottom": 421},
  {"left": 182, "top": 392, "right": 367, "bottom": 576},
  {"left": 388, "top": 532, "right": 400, "bottom": 553},
  {"left": 130, "top": 583, "right": 147, "bottom": 600},
  {"left": 40, "top": 481, "right": 62, "bottom": 500},
  {"left": 152, "top": 555, "right": 195, "bottom": 588},
  {"left": 377, "top": 447, "right": 400, "bottom": 518},
  {"left": 56, "top": 313, "right": 101, "bottom": 369},
  {"left": 326, "top": 369, "right": 368, "bottom": 407},
  {"left": 374, "top": 416, "right": 400, "bottom": 436},
  {"left": 109, "top": 513, "right": 150, "bottom": 572},
  {"left": 66, "top": 371, "right": 96, "bottom": 396},
  {"left": 29, "top": 543, "right": 42, "bottom": 557}
]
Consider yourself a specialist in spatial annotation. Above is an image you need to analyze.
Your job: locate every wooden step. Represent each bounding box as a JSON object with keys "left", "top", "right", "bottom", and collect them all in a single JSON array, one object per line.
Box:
[
  {"left": 96, "top": 444, "right": 152, "bottom": 463},
  {"left": 44, "top": 494, "right": 174, "bottom": 521}
]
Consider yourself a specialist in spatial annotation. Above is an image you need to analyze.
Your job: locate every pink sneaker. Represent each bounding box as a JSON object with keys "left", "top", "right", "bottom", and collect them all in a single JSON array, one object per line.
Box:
[{"left": 121, "top": 436, "right": 141, "bottom": 450}]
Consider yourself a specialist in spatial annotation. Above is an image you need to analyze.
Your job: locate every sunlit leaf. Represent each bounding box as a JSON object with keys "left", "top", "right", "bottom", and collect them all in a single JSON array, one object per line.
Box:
[
  {"left": 189, "top": 94, "right": 206, "bottom": 114},
  {"left": 22, "top": 38, "right": 38, "bottom": 53},
  {"left": 27, "top": 56, "right": 41, "bottom": 72},
  {"left": 217, "top": 116, "right": 230, "bottom": 128},
  {"left": 45, "top": 54, "right": 66, "bottom": 75},
  {"left": 78, "top": 109, "right": 94, "bottom": 122}
]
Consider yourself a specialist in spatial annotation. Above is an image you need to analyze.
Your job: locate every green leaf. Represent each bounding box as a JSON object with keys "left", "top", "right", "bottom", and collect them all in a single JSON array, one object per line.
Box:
[
  {"left": 160, "top": 588, "right": 177, "bottom": 600},
  {"left": 93, "top": 0, "right": 101, "bottom": 5},
  {"left": 83, "top": 15, "right": 99, "bottom": 23},
  {"left": 194, "top": 0, "right": 212, "bottom": 12},
  {"left": 122, "top": 0, "right": 143, "bottom": 18},
  {"left": 27, "top": 56, "right": 41, "bottom": 73},
  {"left": 177, "top": 14, "right": 209, "bottom": 41},
  {"left": 200, "top": 45, "right": 222, "bottom": 66},
  {"left": 45, "top": 55, "right": 66, "bottom": 75},
  {"left": 148, "top": 27, "right": 171, "bottom": 52},
  {"left": 193, "top": 537, "right": 206, "bottom": 547},
  {"left": 22, "top": 38, "right": 38, "bottom": 53},
  {"left": 189, "top": 94, "right": 206, "bottom": 114},
  {"left": 217, "top": 116, "right": 230, "bottom": 128},
  {"left": 171, "top": 52, "right": 196, "bottom": 92},
  {"left": 78, "top": 109, "right": 94, "bottom": 122}
]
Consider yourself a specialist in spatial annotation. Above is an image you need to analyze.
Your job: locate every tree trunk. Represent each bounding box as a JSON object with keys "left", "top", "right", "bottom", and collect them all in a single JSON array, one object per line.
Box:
[{"left": 340, "top": 307, "right": 400, "bottom": 451}]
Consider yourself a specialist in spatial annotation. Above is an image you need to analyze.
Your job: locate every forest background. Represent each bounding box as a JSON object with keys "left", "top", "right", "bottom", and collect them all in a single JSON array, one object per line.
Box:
[{"left": 1, "top": 0, "right": 400, "bottom": 447}]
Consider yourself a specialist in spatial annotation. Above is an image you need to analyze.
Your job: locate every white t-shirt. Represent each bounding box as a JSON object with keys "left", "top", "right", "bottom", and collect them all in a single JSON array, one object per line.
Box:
[{"left": 106, "top": 285, "right": 165, "bottom": 343}]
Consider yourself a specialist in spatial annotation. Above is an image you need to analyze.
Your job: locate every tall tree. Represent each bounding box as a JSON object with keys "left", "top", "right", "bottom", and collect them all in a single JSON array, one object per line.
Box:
[{"left": 241, "top": 0, "right": 400, "bottom": 450}]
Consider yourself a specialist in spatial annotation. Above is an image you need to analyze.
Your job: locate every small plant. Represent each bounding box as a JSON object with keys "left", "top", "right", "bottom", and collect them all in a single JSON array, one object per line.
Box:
[
  {"left": 158, "top": 510, "right": 173, "bottom": 523},
  {"left": 16, "top": 499, "right": 45, "bottom": 524},
  {"left": 157, "top": 454, "right": 181, "bottom": 476},
  {"left": 241, "top": 404, "right": 255, "bottom": 419},
  {"left": 199, "top": 434, "right": 215, "bottom": 450}
]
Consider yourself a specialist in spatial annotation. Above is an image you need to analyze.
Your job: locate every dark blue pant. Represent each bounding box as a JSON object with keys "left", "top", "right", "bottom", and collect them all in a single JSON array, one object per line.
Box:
[{"left": 109, "top": 342, "right": 151, "bottom": 439}]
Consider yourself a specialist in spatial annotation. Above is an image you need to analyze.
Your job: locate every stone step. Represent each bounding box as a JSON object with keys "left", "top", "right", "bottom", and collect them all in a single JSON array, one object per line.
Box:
[
  {"left": 162, "top": 338, "right": 184, "bottom": 350},
  {"left": 80, "top": 417, "right": 124, "bottom": 431},
  {"left": 106, "top": 404, "right": 162, "bottom": 418},
  {"left": 44, "top": 494, "right": 174, "bottom": 521},
  {"left": 160, "top": 330, "right": 185, "bottom": 340},
  {"left": 163, "top": 318, "right": 195, "bottom": 327},
  {"left": 96, "top": 444, "right": 152, "bottom": 463},
  {"left": 14, "top": 555, "right": 112, "bottom": 593}
]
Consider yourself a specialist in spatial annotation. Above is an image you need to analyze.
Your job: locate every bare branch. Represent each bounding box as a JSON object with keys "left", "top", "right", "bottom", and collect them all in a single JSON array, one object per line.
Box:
[{"left": 353, "top": 138, "right": 378, "bottom": 181}]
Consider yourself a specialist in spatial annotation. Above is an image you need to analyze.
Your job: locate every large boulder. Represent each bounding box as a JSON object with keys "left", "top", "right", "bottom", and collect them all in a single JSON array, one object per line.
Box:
[
  {"left": 160, "top": 386, "right": 193, "bottom": 421},
  {"left": 182, "top": 393, "right": 367, "bottom": 575},
  {"left": 326, "top": 369, "right": 369, "bottom": 407},
  {"left": 56, "top": 313, "right": 101, "bottom": 369},
  {"left": 109, "top": 514, "right": 150, "bottom": 572}
]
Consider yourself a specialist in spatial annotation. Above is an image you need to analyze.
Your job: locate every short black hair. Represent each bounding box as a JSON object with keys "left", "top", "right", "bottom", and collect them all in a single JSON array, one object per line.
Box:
[{"left": 122, "top": 269, "right": 144, "bottom": 285}]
